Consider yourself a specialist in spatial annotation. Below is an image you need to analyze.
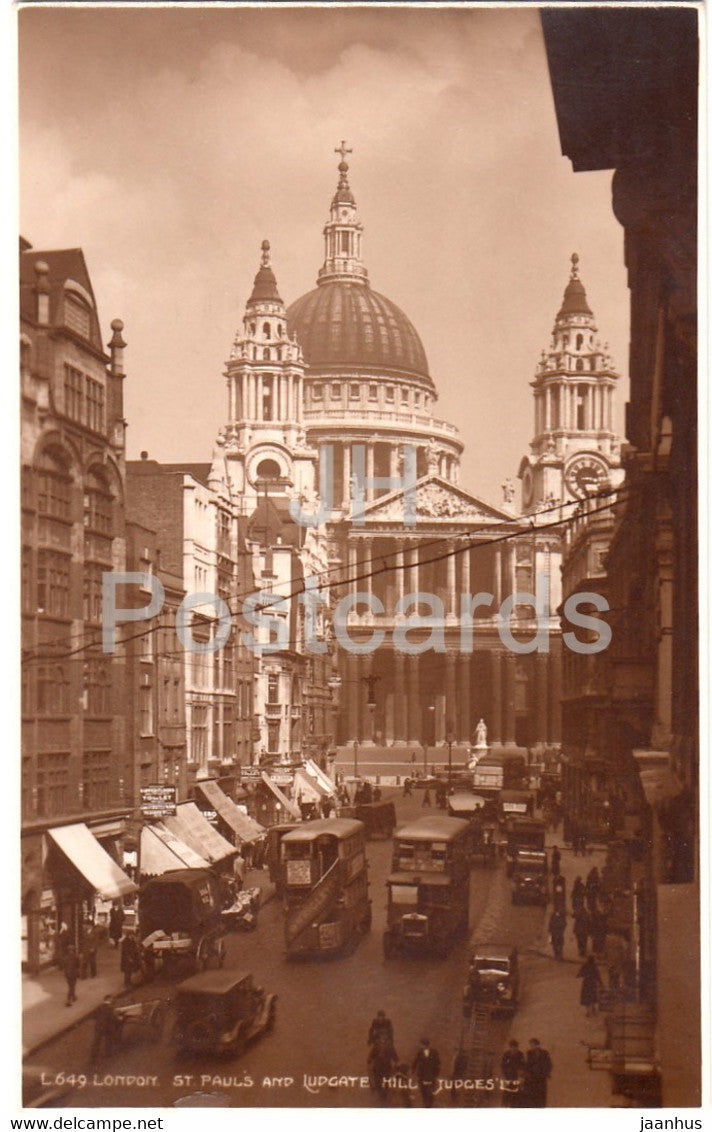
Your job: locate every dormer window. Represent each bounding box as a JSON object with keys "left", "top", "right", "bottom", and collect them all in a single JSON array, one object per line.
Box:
[{"left": 64, "top": 295, "right": 91, "bottom": 339}]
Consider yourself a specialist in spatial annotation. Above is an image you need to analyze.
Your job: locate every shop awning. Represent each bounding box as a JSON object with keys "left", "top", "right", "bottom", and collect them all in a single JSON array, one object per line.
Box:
[
  {"left": 140, "top": 824, "right": 210, "bottom": 877},
  {"left": 48, "top": 823, "right": 137, "bottom": 900},
  {"left": 195, "top": 780, "right": 265, "bottom": 845},
  {"left": 163, "top": 803, "right": 236, "bottom": 865},
  {"left": 261, "top": 772, "right": 301, "bottom": 820},
  {"left": 304, "top": 758, "right": 338, "bottom": 797}
]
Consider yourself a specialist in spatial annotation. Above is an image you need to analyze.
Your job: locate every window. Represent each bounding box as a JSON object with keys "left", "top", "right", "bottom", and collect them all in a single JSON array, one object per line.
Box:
[
  {"left": 590, "top": 357, "right": 597, "bottom": 371},
  {"left": 85, "top": 658, "right": 111, "bottom": 714},
  {"left": 191, "top": 704, "right": 208, "bottom": 766},
  {"left": 576, "top": 359, "right": 584, "bottom": 372},
  {"left": 37, "top": 459, "right": 70, "bottom": 522},
  {"left": 37, "top": 665, "right": 70, "bottom": 715},
  {"left": 37, "top": 551, "right": 70, "bottom": 617},
  {"left": 401, "top": 389, "right": 409, "bottom": 405},
  {"left": 63, "top": 365, "right": 84, "bottom": 421},
  {"left": 82, "top": 750, "right": 111, "bottom": 810},
  {"left": 84, "top": 473, "right": 112, "bottom": 537},
  {"left": 83, "top": 563, "right": 104, "bottom": 624},
  {"left": 349, "top": 383, "right": 360, "bottom": 401},
  {"left": 414, "top": 392, "right": 421, "bottom": 407},
  {"left": 267, "top": 721, "right": 280, "bottom": 753},
  {"left": 36, "top": 752, "right": 70, "bottom": 817},
  {"left": 64, "top": 295, "right": 91, "bottom": 338},
  {"left": 312, "top": 383, "right": 323, "bottom": 401},
  {"left": 85, "top": 378, "right": 105, "bottom": 433},
  {"left": 331, "top": 383, "right": 341, "bottom": 399},
  {"left": 139, "top": 682, "right": 154, "bottom": 736},
  {"left": 576, "top": 334, "right": 584, "bottom": 351},
  {"left": 263, "top": 322, "right": 271, "bottom": 339},
  {"left": 256, "top": 458, "right": 281, "bottom": 481},
  {"left": 267, "top": 673, "right": 280, "bottom": 704},
  {"left": 385, "top": 386, "right": 395, "bottom": 403}
]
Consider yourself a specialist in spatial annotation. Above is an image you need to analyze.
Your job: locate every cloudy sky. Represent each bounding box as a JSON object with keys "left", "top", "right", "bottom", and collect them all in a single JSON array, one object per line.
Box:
[{"left": 19, "top": 5, "right": 629, "bottom": 506}]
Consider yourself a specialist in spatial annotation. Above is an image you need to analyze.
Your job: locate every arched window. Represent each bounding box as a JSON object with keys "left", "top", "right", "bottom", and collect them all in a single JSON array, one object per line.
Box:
[
  {"left": 250, "top": 323, "right": 256, "bottom": 335},
  {"left": 576, "top": 358, "right": 584, "bottom": 372},
  {"left": 84, "top": 469, "right": 113, "bottom": 537},
  {"left": 576, "top": 333, "right": 584, "bottom": 350},
  {"left": 256, "top": 458, "right": 282, "bottom": 481},
  {"left": 36, "top": 449, "right": 71, "bottom": 521},
  {"left": 263, "top": 322, "right": 271, "bottom": 340},
  {"left": 263, "top": 348, "right": 270, "bottom": 360}
]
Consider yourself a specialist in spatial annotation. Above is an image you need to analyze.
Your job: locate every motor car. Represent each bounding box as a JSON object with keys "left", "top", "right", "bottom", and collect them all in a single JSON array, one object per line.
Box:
[
  {"left": 463, "top": 945, "right": 520, "bottom": 1016},
  {"left": 173, "top": 969, "right": 276, "bottom": 1056},
  {"left": 511, "top": 848, "right": 549, "bottom": 905}
]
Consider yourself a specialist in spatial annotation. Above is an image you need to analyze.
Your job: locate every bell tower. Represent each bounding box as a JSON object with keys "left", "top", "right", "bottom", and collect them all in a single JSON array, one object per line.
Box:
[
  {"left": 518, "top": 253, "right": 623, "bottom": 512},
  {"left": 222, "top": 241, "right": 318, "bottom": 513}
]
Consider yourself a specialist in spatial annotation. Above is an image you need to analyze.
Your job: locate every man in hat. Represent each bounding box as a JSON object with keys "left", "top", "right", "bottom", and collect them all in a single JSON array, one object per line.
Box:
[{"left": 412, "top": 1037, "right": 441, "bottom": 1107}]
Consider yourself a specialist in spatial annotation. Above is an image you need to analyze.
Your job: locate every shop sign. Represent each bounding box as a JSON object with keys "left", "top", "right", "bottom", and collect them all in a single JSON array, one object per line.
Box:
[
  {"left": 140, "top": 784, "right": 177, "bottom": 818},
  {"left": 239, "top": 767, "right": 262, "bottom": 781},
  {"left": 271, "top": 771, "right": 294, "bottom": 787}
]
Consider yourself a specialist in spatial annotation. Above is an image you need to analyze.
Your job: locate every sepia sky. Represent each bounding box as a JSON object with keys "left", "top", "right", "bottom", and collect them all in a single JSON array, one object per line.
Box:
[{"left": 18, "top": 4, "right": 630, "bottom": 506}]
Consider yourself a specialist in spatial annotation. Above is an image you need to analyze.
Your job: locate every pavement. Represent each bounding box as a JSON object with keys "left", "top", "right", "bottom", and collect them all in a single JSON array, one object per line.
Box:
[
  {"left": 22, "top": 868, "right": 276, "bottom": 1059},
  {"left": 511, "top": 830, "right": 625, "bottom": 1107}
]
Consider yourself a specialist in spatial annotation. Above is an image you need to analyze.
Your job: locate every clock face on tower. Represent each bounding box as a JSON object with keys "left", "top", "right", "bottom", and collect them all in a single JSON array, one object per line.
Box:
[{"left": 564, "top": 454, "right": 609, "bottom": 499}]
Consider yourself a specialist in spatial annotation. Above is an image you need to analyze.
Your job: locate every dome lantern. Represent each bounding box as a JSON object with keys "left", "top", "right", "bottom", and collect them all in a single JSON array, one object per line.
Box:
[{"left": 317, "top": 142, "right": 368, "bottom": 287}]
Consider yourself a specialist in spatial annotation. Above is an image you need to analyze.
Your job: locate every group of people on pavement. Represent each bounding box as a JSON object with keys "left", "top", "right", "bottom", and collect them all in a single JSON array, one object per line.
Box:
[
  {"left": 56, "top": 914, "right": 103, "bottom": 1007},
  {"left": 500, "top": 1038, "right": 553, "bottom": 1107},
  {"left": 545, "top": 854, "right": 632, "bottom": 1018},
  {"left": 366, "top": 1010, "right": 441, "bottom": 1108}
]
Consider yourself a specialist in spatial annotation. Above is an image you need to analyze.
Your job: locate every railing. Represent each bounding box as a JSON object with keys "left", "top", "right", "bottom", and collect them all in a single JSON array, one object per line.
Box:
[{"left": 303, "top": 407, "right": 460, "bottom": 439}]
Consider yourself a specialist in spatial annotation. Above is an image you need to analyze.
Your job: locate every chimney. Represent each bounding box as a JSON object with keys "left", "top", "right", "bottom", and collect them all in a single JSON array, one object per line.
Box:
[{"left": 34, "top": 261, "right": 50, "bottom": 325}]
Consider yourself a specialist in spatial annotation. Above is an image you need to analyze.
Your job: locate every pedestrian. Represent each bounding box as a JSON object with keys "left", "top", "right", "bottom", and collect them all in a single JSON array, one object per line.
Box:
[
  {"left": 589, "top": 907, "right": 608, "bottom": 956},
  {"left": 108, "top": 903, "right": 124, "bottom": 948},
  {"left": 63, "top": 944, "right": 79, "bottom": 1007},
  {"left": 368, "top": 1031, "right": 398, "bottom": 1102},
  {"left": 403, "top": 778, "right": 413, "bottom": 798},
  {"left": 578, "top": 827, "right": 588, "bottom": 855},
  {"left": 367, "top": 1009, "right": 395, "bottom": 1048},
  {"left": 89, "top": 995, "right": 118, "bottom": 1063},
  {"left": 552, "top": 874, "right": 566, "bottom": 912},
  {"left": 571, "top": 876, "right": 585, "bottom": 915},
  {"left": 586, "top": 865, "right": 600, "bottom": 896},
  {"left": 422, "top": 787, "right": 431, "bottom": 807},
  {"left": 500, "top": 1039, "right": 525, "bottom": 1106},
  {"left": 548, "top": 908, "right": 566, "bottom": 961},
  {"left": 573, "top": 909, "right": 590, "bottom": 957},
  {"left": 551, "top": 845, "right": 561, "bottom": 877},
  {"left": 412, "top": 1038, "right": 440, "bottom": 1108},
  {"left": 81, "top": 917, "right": 100, "bottom": 978},
  {"left": 435, "top": 783, "right": 447, "bottom": 810},
  {"left": 522, "top": 1038, "right": 552, "bottom": 1107},
  {"left": 578, "top": 954, "right": 604, "bottom": 1017},
  {"left": 55, "top": 921, "right": 71, "bottom": 965},
  {"left": 120, "top": 931, "right": 141, "bottom": 989}
]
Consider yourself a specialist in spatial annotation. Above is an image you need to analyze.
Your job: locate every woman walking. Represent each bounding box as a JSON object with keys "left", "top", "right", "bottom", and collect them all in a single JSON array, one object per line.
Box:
[{"left": 578, "top": 954, "right": 604, "bottom": 1017}]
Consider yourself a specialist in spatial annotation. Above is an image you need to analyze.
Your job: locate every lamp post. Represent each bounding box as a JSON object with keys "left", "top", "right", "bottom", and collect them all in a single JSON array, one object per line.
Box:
[{"left": 446, "top": 728, "right": 455, "bottom": 796}]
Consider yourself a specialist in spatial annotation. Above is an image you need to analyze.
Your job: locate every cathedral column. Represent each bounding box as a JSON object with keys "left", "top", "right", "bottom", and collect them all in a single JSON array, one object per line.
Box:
[
  {"left": 393, "top": 653, "right": 407, "bottom": 743},
  {"left": 461, "top": 540, "right": 471, "bottom": 600},
  {"left": 240, "top": 374, "right": 247, "bottom": 420},
  {"left": 544, "top": 387, "right": 551, "bottom": 430},
  {"left": 489, "top": 650, "right": 503, "bottom": 744},
  {"left": 447, "top": 541, "right": 457, "bottom": 619},
  {"left": 394, "top": 548, "right": 405, "bottom": 613},
  {"left": 342, "top": 444, "right": 351, "bottom": 512},
  {"left": 458, "top": 654, "right": 471, "bottom": 744},
  {"left": 366, "top": 443, "right": 375, "bottom": 501},
  {"left": 445, "top": 653, "right": 457, "bottom": 740},
  {"left": 256, "top": 373, "right": 263, "bottom": 421},
  {"left": 409, "top": 541, "right": 420, "bottom": 596},
  {"left": 363, "top": 538, "right": 373, "bottom": 598},
  {"left": 535, "top": 654, "right": 549, "bottom": 745},
  {"left": 407, "top": 656, "right": 420, "bottom": 744},
  {"left": 348, "top": 543, "right": 357, "bottom": 598},
  {"left": 390, "top": 445, "right": 399, "bottom": 480},
  {"left": 507, "top": 545, "right": 517, "bottom": 597},
  {"left": 503, "top": 652, "right": 516, "bottom": 745},
  {"left": 493, "top": 547, "right": 502, "bottom": 606}
]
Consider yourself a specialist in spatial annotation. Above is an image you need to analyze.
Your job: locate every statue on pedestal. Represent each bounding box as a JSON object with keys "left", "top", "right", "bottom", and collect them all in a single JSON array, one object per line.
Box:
[{"left": 475, "top": 718, "right": 488, "bottom": 749}]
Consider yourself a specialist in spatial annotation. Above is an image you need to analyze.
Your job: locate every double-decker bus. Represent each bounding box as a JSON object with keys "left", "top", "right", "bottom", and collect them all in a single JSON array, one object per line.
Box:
[
  {"left": 280, "top": 819, "right": 371, "bottom": 958},
  {"left": 383, "top": 816, "right": 471, "bottom": 958}
]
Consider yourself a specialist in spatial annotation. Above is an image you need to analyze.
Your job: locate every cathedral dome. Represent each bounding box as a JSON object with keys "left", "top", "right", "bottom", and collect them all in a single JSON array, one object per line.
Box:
[{"left": 287, "top": 281, "right": 431, "bottom": 385}]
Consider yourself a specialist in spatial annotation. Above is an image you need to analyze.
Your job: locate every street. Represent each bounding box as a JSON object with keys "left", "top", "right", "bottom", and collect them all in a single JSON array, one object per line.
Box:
[{"left": 24, "top": 792, "right": 549, "bottom": 1109}]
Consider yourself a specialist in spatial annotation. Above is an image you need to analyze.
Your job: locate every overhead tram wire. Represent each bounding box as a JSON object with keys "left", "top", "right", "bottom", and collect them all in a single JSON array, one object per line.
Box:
[
  {"left": 22, "top": 485, "right": 632, "bottom": 666},
  {"left": 20, "top": 481, "right": 627, "bottom": 659}
]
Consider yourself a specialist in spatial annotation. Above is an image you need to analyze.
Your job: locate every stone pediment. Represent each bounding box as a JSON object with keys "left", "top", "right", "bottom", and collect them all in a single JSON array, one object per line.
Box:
[{"left": 360, "top": 475, "right": 515, "bottom": 525}]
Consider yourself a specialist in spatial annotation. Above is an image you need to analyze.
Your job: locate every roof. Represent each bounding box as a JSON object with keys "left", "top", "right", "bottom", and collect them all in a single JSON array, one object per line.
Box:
[
  {"left": 387, "top": 872, "right": 453, "bottom": 887},
  {"left": 48, "top": 823, "right": 137, "bottom": 900},
  {"left": 557, "top": 276, "right": 592, "bottom": 318},
  {"left": 125, "top": 460, "right": 212, "bottom": 488},
  {"left": 140, "top": 867, "right": 216, "bottom": 890},
  {"left": 471, "top": 946, "right": 516, "bottom": 962},
  {"left": 281, "top": 818, "right": 363, "bottom": 842},
  {"left": 287, "top": 281, "right": 431, "bottom": 384},
  {"left": 177, "top": 970, "right": 253, "bottom": 995},
  {"left": 395, "top": 816, "right": 471, "bottom": 841},
  {"left": 163, "top": 803, "right": 236, "bottom": 865},
  {"left": 20, "top": 245, "right": 105, "bottom": 353},
  {"left": 447, "top": 793, "right": 486, "bottom": 814},
  {"left": 248, "top": 264, "right": 281, "bottom": 305}
]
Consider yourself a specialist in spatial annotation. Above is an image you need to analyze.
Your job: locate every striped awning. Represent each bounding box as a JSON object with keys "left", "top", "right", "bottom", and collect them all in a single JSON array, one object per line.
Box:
[
  {"left": 140, "top": 824, "right": 209, "bottom": 877},
  {"left": 195, "top": 780, "right": 265, "bottom": 845}
]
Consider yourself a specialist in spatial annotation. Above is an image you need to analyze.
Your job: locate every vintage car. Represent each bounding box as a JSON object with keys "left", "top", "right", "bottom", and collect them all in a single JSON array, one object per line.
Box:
[
  {"left": 463, "top": 945, "right": 520, "bottom": 1016},
  {"left": 173, "top": 969, "right": 276, "bottom": 1056},
  {"left": 511, "top": 848, "right": 549, "bottom": 905}
]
